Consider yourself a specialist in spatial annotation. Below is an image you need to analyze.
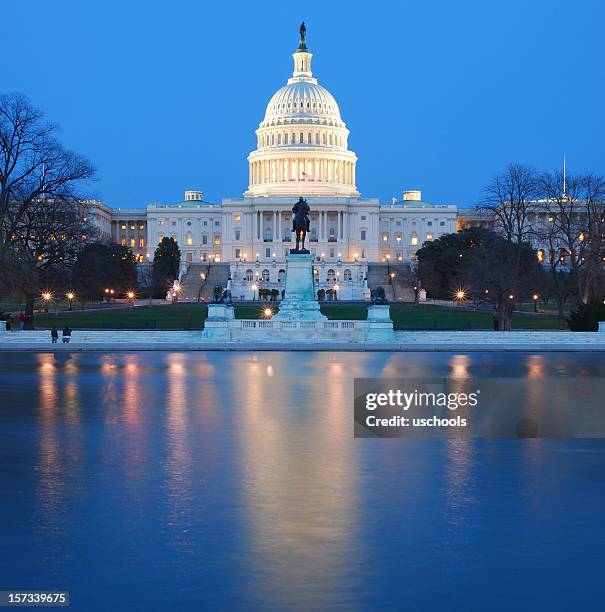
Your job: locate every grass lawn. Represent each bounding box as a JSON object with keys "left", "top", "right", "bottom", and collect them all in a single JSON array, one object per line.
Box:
[{"left": 30, "top": 302, "right": 565, "bottom": 331}]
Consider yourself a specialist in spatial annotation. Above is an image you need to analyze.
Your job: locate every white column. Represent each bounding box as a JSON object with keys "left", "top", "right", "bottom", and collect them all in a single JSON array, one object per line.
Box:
[
  {"left": 278, "top": 210, "right": 282, "bottom": 241},
  {"left": 273, "top": 211, "right": 276, "bottom": 242}
]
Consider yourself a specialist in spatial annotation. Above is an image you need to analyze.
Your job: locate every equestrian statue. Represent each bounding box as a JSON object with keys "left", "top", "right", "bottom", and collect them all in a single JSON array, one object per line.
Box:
[{"left": 291, "top": 196, "right": 311, "bottom": 253}]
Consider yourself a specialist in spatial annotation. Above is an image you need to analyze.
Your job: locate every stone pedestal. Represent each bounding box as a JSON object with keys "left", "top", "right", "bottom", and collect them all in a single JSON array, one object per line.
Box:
[
  {"left": 599, "top": 321, "right": 605, "bottom": 332},
  {"left": 274, "top": 254, "right": 327, "bottom": 321},
  {"left": 0, "top": 321, "right": 6, "bottom": 332},
  {"left": 201, "top": 303, "right": 235, "bottom": 340},
  {"left": 366, "top": 305, "right": 395, "bottom": 341}
]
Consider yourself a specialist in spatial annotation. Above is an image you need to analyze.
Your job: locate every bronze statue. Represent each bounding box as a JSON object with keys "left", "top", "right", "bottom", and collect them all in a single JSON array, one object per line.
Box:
[
  {"left": 212, "top": 285, "right": 233, "bottom": 305},
  {"left": 371, "top": 287, "right": 388, "bottom": 305},
  {"left": 299, "top": 22, "right": 307, "bottom": 49},
  {"left": 291, "top": 196, "right": 310, "bottom": 253}
]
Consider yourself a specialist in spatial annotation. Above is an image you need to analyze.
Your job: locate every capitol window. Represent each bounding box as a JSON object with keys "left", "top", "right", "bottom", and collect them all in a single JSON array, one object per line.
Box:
[
  {"left": 411, "top": 233, "right": 418, "bottom": 246},
  {"left": 234, "top": 215, "right": 241, "bottom": 221},
  {"left": 235, "top": 230, "right": 240, "bottom": 240},
  {"left": 344, "top": 269, "right": 352, "bottom": 281},
  {"left": 245, "top": 269, "right": 253, "bottom": 281},
  {"left": 426, "top": 233, "right": 433, "bottom": 241},
  {"left": 202, "top": 234, "right": 208, "bottom": 245},
  {"left": 360, "top": 230, "right": 366, "bottom": 240},
  {"left": 284, "top": 133, "right": 289, "bottom": 144}
]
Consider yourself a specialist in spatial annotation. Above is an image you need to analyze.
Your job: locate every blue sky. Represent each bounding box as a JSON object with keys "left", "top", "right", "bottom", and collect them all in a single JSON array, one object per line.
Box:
[{"left": 2, "top": 0, "right": 603, "bottom": 208}]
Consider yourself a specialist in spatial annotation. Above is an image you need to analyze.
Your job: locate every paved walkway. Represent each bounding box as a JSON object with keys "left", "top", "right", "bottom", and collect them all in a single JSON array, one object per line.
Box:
[{"left": 1, "top": 330, "right": 604, "bottom": 351}]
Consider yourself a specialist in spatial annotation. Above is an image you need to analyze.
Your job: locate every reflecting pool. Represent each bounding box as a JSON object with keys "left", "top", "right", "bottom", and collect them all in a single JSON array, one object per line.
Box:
[{"left": 1, "top": 352, "right": 604, "bottom": 611}]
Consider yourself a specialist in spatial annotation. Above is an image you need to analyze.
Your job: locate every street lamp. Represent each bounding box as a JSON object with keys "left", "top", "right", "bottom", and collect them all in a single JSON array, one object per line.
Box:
[
  {"left": 251, "top": 283, "right": 258, "bottom": 301},
  {"left": 126, "top": 290, "right": 136, "bottom": 305},
  {"left": 385, "top": 253, "right": 391, "bottom": 275},
  {"left": 453, "top": 288, "right": 466, "bottom": 305},
  {"left": 533, "top": 293, "right": 539, "bottom": 313},
  {"left": 41, "top": 291, "right": 53, "bottom": 312},
  {"left": 66, "top": 291, "right": 75, "bottom": 311}
]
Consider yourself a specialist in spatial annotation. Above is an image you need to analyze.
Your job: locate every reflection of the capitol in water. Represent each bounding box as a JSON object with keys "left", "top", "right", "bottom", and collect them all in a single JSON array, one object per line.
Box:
[{"left": 2, "top": 351, "right": 602, "bottom": 610}]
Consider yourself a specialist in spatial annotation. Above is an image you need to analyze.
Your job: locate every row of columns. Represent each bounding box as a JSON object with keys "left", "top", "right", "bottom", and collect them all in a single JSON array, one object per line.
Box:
[
  {"left": 252, "top": 209, "right": 348, "bottom": 241},
  {"left": 250, "top": 158, "right": 355, "bottom": 186}
]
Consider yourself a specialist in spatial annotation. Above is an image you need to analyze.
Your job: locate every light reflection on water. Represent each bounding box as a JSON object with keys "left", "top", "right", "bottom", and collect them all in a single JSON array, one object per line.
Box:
[{"left": 0, "top": 351, "right": 604, "bottom": 611}]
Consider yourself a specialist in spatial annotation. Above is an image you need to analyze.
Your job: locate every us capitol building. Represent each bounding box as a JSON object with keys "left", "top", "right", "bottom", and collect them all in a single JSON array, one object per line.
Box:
[{"left": 93, "top": 26, "right": 459, "bottom": 300}]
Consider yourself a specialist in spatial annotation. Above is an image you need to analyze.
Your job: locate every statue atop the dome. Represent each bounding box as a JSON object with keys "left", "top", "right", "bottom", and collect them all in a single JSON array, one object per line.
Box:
[
  {"left": 298, "top": 21, "right": 307, "bottom": 50},
  {"left": 291, "top": 196, "right": 310, "bottom": 253}
]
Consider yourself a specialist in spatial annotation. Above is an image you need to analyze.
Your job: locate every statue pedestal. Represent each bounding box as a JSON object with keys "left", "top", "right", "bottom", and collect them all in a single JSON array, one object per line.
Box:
[
  {"left": 202, "top": 303, "right": 235, "bottom": 340},
  {"left": 366, "top": 305, "right": 395, "bottom": 341},
  {"left": 274, "top": 254, "right": 327, "bottom": 321}
]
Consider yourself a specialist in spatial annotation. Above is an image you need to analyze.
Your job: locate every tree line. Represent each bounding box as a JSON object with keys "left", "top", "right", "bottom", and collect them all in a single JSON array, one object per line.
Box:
[
  {"left": 417, "top": 163, "right": 605, "bottom": 330},
  {"left": 0, "top": 93, "right": 180, "bottom": 327}
]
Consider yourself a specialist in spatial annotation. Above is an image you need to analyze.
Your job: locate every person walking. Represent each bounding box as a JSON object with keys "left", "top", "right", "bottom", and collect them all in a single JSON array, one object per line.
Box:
[
  {"left": 62, "top": 326, "right": 72, "bottom": 343},
  {"left": 18, "top": 310, "right": 25, "bottom": 330},
  {"left": 492, "top": 307, "right": 500, "bottom": 332},
  {"left": 51, "top": 326, "right": 58, "bottom": 343}
]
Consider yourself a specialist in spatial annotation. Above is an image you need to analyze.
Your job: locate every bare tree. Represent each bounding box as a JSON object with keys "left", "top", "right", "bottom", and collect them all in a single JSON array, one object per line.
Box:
[
  {"left": 537, "top": 171, "right": 604, "bottom": 309},
  {"left": 0, "top": 92, "right": 95, "bottom": 250},
  {"left": 481, "top": 163, "right": 539, "bottom": 244},
  {"left": 1, "top": 197, "right": 91, "bottom": 327}
]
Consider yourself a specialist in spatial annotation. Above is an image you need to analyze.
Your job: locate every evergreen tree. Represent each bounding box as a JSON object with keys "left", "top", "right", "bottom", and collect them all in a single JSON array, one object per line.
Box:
[{"left": 151, "top": 237, "right": 181, "bottom": 298}]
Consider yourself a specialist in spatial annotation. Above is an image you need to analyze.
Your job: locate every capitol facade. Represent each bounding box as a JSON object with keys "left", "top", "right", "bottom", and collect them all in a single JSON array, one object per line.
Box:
[{"left": 94, "top": 27, "right": 458, "bottom": 300}]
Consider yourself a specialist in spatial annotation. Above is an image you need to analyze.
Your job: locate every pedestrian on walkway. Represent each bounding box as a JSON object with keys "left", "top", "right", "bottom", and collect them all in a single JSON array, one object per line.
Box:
[
  {"left": 62, "top": 326, "right": 72, "bottom": 343},
  {"left": 18, "top": 310, "right": 25, "bottom": 330},
  {"left": 51, "top": 326, "right": 59, "bottom": 343}
]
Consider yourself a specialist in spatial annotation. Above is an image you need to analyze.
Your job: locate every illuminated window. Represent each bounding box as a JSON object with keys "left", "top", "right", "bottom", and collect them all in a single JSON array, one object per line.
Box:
[
  {"left": 186, "top": 232, "right": 193, "bottom": 246},
  {"left": 411, "top": 233, "right": 418, "bottom": 246},
  {"left": 121, "top": 238, "right": 126, "bottom": 247},
  {"left": 130, "top": 224, "right": 135, "bottom": 230},
  {"left": 139, "top": 224, "right": 145, "bottom": 230},
  {"left": 130, "top": 238, "right": 135, "bottom": 248},
  {"left": 139, "top": 238, "right": 144, "bottom": 248},
  {"left": 234, "top": 215, "right": 241, "bottom": 222},
  {"left": 121, "top": 224, "right": 126, "bottom": 230},
  {"left": 426, "top": 233, "right": 433, "bottom": 241}
]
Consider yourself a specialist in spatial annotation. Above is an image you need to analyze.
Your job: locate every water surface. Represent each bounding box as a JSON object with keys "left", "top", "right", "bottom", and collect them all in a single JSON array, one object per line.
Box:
[{"left": 1, "top": 352, "right": 604, "bottom": 611}]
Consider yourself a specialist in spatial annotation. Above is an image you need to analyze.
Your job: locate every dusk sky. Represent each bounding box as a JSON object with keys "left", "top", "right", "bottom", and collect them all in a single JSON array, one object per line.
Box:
[{"left": 2, "top": 0, "right": 603, "bottom": 208}]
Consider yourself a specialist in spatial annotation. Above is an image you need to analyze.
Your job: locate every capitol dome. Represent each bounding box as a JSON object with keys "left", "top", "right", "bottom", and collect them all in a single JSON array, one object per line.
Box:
[{"left": 245, "top": 26, "right": 359, "bottom": 198}]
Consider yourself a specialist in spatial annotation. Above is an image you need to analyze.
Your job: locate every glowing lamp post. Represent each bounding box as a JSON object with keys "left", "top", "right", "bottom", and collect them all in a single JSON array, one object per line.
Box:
[
  {"left": 41, "top": 291, "right": 53, "bottom": 313},
  {"left": 126, "top": 291, "right": 136, "bottom": 305},
  {"left": 533, "top": 293, "right": 539, "bottom": 313},
  {"left": 262, "top": 307, "right": 273, "bottom": 319},
  {"left": 251, "top": 283, "right": 258, "bottom": 301},
  {"left": 66, "top": 292, "right": 75, "bottom": 311},
  {"left": 454, "top": 289, "right": 466, "bottom": 306}
]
